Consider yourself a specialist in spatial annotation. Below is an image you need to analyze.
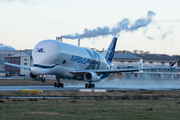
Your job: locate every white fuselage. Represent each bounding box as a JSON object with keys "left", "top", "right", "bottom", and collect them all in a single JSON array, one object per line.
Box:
[{"left": 31, "top": 40, "right": 108, "bottom": 80}]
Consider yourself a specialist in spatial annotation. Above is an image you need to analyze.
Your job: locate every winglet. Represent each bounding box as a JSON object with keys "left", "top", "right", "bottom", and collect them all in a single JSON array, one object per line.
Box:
[
  {"left": 170, "top": 62, "right": 176, "bottom": 67},
  {"left": 139, "top": 59, "right": 143, "bottom": 69},
  {"left": 139, "top": 59, "right": 143, "bottom": 73}
]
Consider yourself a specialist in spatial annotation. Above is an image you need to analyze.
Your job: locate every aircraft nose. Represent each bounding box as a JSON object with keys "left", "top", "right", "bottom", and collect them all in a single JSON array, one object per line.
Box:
[
  {"left": 31, "top": 64, "right": 57, "bottom": 75},
  {"left": 31, "top": 67, "right": 39, "bottom": 75}
]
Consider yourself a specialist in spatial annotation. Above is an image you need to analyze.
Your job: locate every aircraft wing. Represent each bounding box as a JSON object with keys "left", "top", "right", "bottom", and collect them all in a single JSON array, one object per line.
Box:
[
  {"left": 4, "top": 59, "right": 31, "bottom": 70},
  {"left": 69, "top": 66, "right": 172, "bottom": 75}
]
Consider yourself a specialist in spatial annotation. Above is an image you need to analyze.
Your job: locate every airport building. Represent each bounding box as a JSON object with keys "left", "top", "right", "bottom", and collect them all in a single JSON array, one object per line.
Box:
[
  {"left": 5, "top": 50, "right": 33, "bottom": 76},
  {"left": 113, "top": 53, "right": 179, "bottom": 80},
  {"left": 113, "top": 53, "right": 178, "bottom": 68},
  {"left": 113, "top": 53, "right": 141, "bottom": 69},
  {"left": 0, "top": 44, "right": 17, "bottom": 76}
]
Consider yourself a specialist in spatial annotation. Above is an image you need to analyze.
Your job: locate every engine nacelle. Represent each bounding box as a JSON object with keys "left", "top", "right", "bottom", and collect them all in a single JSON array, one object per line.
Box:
[
  {"left": 84, "top": 72, "right": 100, "bottom": 82},
  {"left": 29, "top": 72, "right": 44, "bottom": 81}
]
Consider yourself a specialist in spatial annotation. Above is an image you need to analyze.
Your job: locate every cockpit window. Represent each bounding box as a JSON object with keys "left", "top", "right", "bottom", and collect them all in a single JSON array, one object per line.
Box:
[{"left": 33, "top": 64, "right": 58, "bottom": 69}]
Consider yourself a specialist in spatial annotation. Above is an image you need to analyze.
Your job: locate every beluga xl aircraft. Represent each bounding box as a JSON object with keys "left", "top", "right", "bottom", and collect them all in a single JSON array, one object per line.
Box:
[{"left": 4, "top": 37, "right": 175, "bottom": 88}]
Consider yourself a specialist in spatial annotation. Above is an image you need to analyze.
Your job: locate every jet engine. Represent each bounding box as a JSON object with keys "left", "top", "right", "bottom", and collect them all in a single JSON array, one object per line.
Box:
[
  {"left": 84, "top": 72, "right": 100, "bottom": 82},
  {"left": 29, "top": 72, "right": 44, "bottom": 81}
]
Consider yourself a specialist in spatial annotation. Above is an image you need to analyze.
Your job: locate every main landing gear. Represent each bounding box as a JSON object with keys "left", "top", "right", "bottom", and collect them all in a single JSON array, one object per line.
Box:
[
  {"left": 54, "top": 76, "right": 64, "bottom": 88},
  {"left": 85, "top": 82, "right": 95, "bottom": 88},
  {"left": 54, "top": 82, "right": 64, "bottom": 88}
]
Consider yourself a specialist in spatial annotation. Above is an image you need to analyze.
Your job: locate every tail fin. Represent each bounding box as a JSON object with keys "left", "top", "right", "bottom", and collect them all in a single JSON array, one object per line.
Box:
[
  {"left": 101, "top": 37, "right": 117, "bottom": 63},
  {"left": 4, "top": 58, "right": 7, "bottom": 63}
]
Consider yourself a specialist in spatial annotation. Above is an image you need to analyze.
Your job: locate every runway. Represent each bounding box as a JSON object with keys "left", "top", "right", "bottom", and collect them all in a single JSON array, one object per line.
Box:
[
  {"left": 0, "top": 86, "right": 120, "bottom": 91},
  {"left": 0, "top": 85, "right": 180, "bottom": 91},
  {"left": 1, "top": 79, "right": 180, "bottom": 91}
]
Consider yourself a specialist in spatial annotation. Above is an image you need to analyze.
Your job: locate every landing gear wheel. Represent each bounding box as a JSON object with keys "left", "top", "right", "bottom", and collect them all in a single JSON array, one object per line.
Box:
[
  {"left": 85, "top": 83, "right": 91, "bottom": 88},
  {"left": 85, "top": 83, "right": 88, "bottom": 88},
  {"left": 85, "top": 83, "right": 95, "bottom": 88},
  {"left": 54, "top": 82, "right": 57, "bottom": 87},
  {"left": 61, "top": 83, "right": 64, "bottom": 88},
  {"left": 57, "top": 82, "right": 60, "bottom": 88},
  {"left": 55, "top": 76, "right": 64, "bottom": 88},
  {"left": 56, "top": 82, "right": 64, "bottom": 88}
]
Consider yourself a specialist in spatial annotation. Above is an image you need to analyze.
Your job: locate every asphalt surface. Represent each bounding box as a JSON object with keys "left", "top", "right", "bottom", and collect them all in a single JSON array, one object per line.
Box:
[
  {"left": 0, "top": 85, "right": 180, "bottom": 91},
  {"left": 0, "top": 86, "right": 119, "bottom": 91},
  {"left": 1, "top": 79, "right": 180, "bottom": 91}
]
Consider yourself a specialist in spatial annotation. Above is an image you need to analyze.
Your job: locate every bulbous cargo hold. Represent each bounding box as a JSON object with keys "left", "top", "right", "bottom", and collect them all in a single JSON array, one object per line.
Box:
[{"left": 32, "top": 39, "right": 107, "bottom": 74}]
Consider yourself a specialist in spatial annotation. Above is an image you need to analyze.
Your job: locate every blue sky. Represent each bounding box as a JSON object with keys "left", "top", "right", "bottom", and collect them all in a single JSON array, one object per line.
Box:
[{"left": 0, "top": 0, "right": 180, "bottom": 55}]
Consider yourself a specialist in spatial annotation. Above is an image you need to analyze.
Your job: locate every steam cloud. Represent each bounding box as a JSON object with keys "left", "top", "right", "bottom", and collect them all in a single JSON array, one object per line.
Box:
[
  {"left": 61, "top": 11, "right": 156, "bottom": 39},
  {"left": 65, "top": 79, "right": 180, "bottom": 90}
]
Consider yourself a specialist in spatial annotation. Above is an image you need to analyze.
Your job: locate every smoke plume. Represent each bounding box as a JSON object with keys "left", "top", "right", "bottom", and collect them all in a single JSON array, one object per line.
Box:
[{"left": 61, "top": 11, "right": 156, "bottom": 39}]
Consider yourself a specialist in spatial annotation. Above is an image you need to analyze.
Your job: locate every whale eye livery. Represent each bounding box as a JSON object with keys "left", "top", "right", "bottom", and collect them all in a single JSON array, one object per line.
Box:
[{"left": 4, "top": 37, "right": 175, "bottom": 88}]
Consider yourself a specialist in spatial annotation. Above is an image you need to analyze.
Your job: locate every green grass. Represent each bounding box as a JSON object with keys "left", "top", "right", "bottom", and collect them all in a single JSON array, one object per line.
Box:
[
  {"left": 1, "top": 90, "right": 180, "bottom": 98},
  {"left": 1, "top": 79, "right": 180, "bottom": 119},
  {"left": 1, "top": 98, "right": 180, "bottom": 120}
]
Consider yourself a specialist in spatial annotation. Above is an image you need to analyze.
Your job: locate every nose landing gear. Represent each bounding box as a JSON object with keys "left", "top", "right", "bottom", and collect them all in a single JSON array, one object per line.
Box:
[{"left": 41, "top": 75, "right": 46, "bottom": 82}]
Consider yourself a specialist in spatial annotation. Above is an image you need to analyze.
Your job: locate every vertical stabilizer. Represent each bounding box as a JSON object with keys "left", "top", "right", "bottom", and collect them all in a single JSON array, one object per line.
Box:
[{"left": 101, "top": 37, "right": 117, "bottom": 63}]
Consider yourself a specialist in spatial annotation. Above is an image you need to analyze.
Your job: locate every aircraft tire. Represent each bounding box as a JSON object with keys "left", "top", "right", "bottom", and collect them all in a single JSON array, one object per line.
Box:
[
  {"left": 92, "top": 84, "right": 95, "bottom": 88},
  {"left": 61, "top": 83, "right": 64, "bottom": 88},
  {"left": 85, "top": 83, "right": 88, "bottom": 88},
  {"left": 54, "top": 82, "right": 57, "bottom": 87},
  {"left": 88, "top": 84, "right": 91, "bottom": 88},
  {"left": 57, "top": 82, "right": 61, "bottom": 88}
]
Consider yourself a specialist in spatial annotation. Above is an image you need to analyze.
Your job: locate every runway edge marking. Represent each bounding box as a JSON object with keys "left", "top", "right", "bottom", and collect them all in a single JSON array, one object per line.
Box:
[
  {"left": 22, "top": 90, "right": 31, "bottom": 93},
  {"left": 79, "top": 89, "right": 106, "bottom": 92},
  {"left": 79, "top": 89, "right": 93, "bottom": 92},
  {"left": 94, "top": 89, "right": 107, "bottom": 92},
  {"left": 32, "top": 90, "right": 43, "bottom": 93},
  {"left": 22, "top": 90, "right": 43, "bottom": 93}
]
